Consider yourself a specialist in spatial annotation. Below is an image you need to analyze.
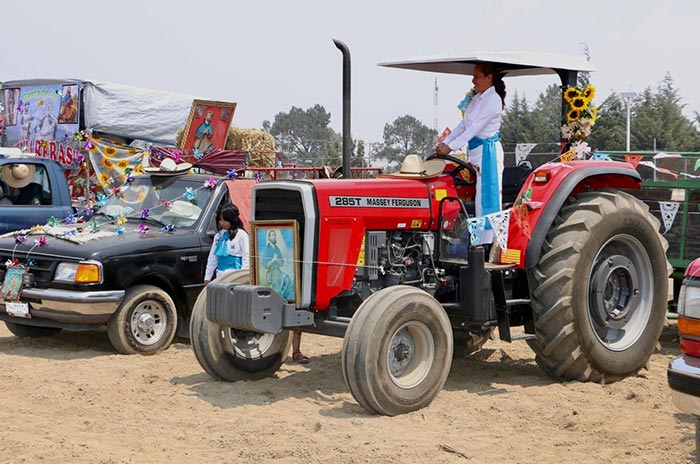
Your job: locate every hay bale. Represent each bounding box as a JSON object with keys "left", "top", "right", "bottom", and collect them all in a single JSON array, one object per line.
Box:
[{"left": 175, "top": 127, "right": 276, "bottom": 167}]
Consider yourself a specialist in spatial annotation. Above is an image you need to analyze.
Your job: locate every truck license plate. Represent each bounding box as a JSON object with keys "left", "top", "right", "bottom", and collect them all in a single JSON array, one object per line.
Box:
[{"left": 5, "top": 301, "right": 30, "bottom": 318}]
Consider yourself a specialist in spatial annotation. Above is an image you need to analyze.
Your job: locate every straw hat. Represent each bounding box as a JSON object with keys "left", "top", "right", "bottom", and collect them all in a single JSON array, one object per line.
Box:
[
  {"left": 144, "top": 157, "right": 193, "bottom": 176},
  {"left": 381, "top": 155, "right": 445, "bottom": 179},
  {"left": 1, "top": 163, "right": 36, "bottom": 188},
  {"left": 170, "top": 200, "right": 202, "bottom": 218}
]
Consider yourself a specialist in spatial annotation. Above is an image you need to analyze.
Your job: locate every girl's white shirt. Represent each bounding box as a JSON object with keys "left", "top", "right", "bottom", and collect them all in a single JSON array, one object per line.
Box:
[
  {"left": 204, "top": 229, "right": 250, "bottom": 281},
  {"left": 444, "top": 86, "right": 503, "bottom": 151}
]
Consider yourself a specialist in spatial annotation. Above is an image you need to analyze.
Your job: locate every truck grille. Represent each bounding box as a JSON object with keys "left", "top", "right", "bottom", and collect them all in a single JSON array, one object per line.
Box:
[{"left": 0, "top": 251, "right": 59, "bottom": 285}]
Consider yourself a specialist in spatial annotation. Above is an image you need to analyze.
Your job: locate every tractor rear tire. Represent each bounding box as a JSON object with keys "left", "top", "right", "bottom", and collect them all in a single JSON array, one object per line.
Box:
[
  {"left": 527, "top": 190, "right": 670, "bottom": 383},
  {"left": 190, "top": 270, "right": 291, "bottom": 381},
  {"left": 342, "top": 286, "right": 453, "bottom": 416}
]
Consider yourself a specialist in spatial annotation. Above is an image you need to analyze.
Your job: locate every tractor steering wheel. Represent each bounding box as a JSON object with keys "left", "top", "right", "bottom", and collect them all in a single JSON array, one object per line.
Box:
[{"left": 425, "top": 154, "right": 477, "bottom": 186}]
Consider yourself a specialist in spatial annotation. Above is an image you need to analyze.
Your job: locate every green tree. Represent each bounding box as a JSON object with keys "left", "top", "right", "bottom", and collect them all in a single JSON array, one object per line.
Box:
[
  {"left": 531, "top": 84, "right": 561, "bottom": 144},
  {"left": 501, "top": 84, "right": 560, "bottom": 151},
  {"left": 632, "top": 74, "right": 700, "bottom": 151},
  {"left": 263, "top": 104, "right": 337, "bottom": 164},
  {"left": 587, "top": 94, "right": 627, "bottom": 151},
  {"left": 376, "top": 115, "right": 436, "bottom": 166},
  {"left": 500, "top": 90, "right": 534, "bottom": 145}
]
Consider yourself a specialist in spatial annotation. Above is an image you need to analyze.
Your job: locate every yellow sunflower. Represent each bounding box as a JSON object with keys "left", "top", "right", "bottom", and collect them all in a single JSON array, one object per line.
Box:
[
  {"left": 98, "top": 173, "right": 111, "bottom": 186},
  {"left": 571, "top": 96, "right": 589, "bottom": 110},
  {"left": 126, "top": 149, "right": 139, "bottom": 155},
  {"left": 116, "top": 159, "right": 130, "bottom": 171},
  {"left": 87, "top": 142, "right": 99, "bottom": 154},
  {"left": 103, "top": 146, "right": 118, "bottom": 158},
  {"left": 567, "top": 109, "right": 580, "bottom": 122},
  {"left": 582, "top": 84, "right": 596, "bottom": 102},
  {"left": 101, "top": 157, "right": 114, "bottom": 169},
  {"left": 564, "top": 87, "right": 581, "bottom": 102}
]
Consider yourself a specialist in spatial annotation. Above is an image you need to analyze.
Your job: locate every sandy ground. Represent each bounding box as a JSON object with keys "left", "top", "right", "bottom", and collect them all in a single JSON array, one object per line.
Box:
[{"left": 0, "top": 320, "right": 695, "bottom": 464}]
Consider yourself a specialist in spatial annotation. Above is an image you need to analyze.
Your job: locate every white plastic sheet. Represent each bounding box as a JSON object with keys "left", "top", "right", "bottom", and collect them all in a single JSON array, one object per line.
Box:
[{"left": 83, "top": 81, "right": 198, "bottom": 145}]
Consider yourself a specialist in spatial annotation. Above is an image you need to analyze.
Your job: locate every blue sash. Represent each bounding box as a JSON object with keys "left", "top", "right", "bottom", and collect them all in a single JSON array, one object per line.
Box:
[
  {"left": 214, "top": 231, "right": 243, "bottom": 271},
  {"left": 468, "top": 133, "right": 500, "bottom": 228}
]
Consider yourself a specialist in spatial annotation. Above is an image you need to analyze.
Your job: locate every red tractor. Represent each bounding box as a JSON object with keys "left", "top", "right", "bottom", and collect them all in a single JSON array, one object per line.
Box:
[{"left": 190, "top": 46, "right": 671, "bottom": 416}]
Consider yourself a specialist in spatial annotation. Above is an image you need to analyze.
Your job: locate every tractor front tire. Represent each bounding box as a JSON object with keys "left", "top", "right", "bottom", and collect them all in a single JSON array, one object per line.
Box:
[
  {"left": 527, "top": 190, "right": 670, "bottom": 383},
  {"left": 342, "top": 286, "right": 453, "bottom": 416},
  {"left": 190, "top": 270, "right": 291, "bottom": 381}
]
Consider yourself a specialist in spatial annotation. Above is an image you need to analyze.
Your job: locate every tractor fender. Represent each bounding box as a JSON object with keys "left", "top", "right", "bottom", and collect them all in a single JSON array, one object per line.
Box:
[{"left": 524, "top": 164, "right": 641, "bottom": 268}]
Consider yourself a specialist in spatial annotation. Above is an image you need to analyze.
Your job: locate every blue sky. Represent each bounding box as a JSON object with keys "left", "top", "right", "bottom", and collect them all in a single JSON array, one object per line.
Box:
[{"left": 2, "top": 0, "right": 698, "bottom": 143}]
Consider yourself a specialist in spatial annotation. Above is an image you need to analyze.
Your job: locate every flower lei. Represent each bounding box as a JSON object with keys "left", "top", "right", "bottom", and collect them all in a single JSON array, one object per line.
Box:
[{"left": 457, "top": 87, "right": 478, "bottom": 118}]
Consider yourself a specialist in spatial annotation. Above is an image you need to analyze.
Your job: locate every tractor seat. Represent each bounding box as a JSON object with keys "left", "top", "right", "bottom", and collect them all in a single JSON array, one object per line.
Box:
[{"left": 463, "top": 165, "right": 533, "bottom": 216}]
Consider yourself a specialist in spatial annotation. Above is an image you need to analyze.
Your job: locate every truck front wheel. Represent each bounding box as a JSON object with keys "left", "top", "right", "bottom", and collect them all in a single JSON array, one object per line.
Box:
[
  {"left": 342, "top": 286, "right": 453, "bottom": 416},
  {"left": 107, "top": 285, "right": 177, "bottom": 355},
  {"left": 190, "top": 270, "right": 291, "bottom": 381},
  {"left": 527, "top": 190, "right": 671, "bottom": 382}
]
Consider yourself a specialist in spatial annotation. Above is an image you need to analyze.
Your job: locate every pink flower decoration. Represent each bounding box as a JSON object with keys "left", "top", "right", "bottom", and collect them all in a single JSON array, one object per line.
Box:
[
  {"left": 138, "top": 224, "right": 149, "bottom": 234},
  {"left": 35, "top": 237, "right": 48, "bottom": 247},
  {"left": 160, "top": 200, "right": 172, "bottom": 209},
  {"left": 204, "top": 177, "right": 218, "bottom": 189}
]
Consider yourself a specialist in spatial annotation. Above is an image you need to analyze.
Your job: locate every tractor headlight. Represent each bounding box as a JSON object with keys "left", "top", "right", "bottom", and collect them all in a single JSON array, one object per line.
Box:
[{"left": 54, "top": 261, "right": 103, "bottom": 284}]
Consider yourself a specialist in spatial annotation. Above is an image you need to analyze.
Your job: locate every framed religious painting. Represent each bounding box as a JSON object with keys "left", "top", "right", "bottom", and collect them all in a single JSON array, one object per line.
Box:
[
  {"left": 249, "top": 220, "right": 300, "bottom": 307},
  {"left": 180, "top": 99, "right": 237, "bottom": 158}
]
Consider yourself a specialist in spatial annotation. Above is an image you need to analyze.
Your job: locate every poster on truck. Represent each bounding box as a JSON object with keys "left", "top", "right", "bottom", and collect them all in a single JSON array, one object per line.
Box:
[{"left": 1, "top": 81, "right": 81, "bottom": 167}]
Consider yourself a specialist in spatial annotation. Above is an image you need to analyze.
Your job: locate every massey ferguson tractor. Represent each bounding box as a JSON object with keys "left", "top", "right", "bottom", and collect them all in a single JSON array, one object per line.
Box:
[{"left": 190, "top": 44, "right": 671, "bottom": 416}]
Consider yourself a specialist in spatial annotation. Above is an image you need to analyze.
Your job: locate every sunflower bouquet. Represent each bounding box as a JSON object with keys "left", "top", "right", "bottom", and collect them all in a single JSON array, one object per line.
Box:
[{"left": 561, "top": 84, "right": 597, "bottom": 143}]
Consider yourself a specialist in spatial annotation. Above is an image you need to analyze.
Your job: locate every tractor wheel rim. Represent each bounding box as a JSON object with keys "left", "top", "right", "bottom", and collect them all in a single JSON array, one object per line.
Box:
[
  {"left": 587, "top": 234, "right": 653, "bottom": 351},
  {"left": 130, "top": 301, "right": 167, "bottom": 346},
  {"left": 387, "top": 321, "right": 434, "bottom": 389},
  {"left": 226, "top": 329, "right": 274, "bottom": 359}
]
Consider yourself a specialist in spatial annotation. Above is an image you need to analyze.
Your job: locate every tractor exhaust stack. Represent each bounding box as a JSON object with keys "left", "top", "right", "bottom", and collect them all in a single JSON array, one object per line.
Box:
[{"left": 333, "top": 39, "right": 351, "bottom": 178}]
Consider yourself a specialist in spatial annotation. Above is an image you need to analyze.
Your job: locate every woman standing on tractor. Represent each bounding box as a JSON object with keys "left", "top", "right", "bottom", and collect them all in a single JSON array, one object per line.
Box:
[{"left": 435, "top": 61, "right": 506, "bottom": 245}]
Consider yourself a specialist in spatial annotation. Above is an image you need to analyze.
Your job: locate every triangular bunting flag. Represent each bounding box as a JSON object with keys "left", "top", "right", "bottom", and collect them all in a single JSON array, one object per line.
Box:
[
  {"left": 437, "top": 127, "right": 452, "bottom": 143},
  {"left": 515, "top": 143, "right": 537, "bottom": 165},
  {"left": 560, "top": 149, "right": 576, "bottom": 162},
  {"left": 624, "top": 154, "right": 644, "bottom": 168},
  {"left": 468, "top": 217, "right": 486, "bottom": 246},
  {"left": 512, "top": 203, "right": 531, "bottom": 239},
  {"left": 486, "top": 211, "right": 511, "bottom": 251},
  {"left": 659, "top": 202, "right": 680, "bottom": 234},
  {"left": 591, "top": 152, "right": 612, "bottom": 161}
]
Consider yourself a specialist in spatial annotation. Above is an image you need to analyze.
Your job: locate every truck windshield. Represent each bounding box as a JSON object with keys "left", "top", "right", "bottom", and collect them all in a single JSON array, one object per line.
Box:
[{"left": 98, "top": 175, "right": 213, "bottom": 229}]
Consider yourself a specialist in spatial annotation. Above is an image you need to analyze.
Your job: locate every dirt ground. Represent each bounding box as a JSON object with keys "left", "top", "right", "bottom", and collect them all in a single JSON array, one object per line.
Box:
[{"left": 0, "top": 320, "right": 695, "bottom": 464}]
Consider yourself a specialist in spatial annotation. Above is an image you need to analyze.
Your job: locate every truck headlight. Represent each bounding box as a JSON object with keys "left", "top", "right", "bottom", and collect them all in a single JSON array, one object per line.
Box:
[
  {"left": 677, "top": 278, "right": 700, "bottom": 356},
  {"left": 54, "top": 261, "right": 103, "bottom": 284}
]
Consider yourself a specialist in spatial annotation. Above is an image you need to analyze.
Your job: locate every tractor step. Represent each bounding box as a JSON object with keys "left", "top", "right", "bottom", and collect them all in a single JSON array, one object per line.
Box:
[
  {"left": 506, "top": 298, "right": 531, "bottom": 306},
  {"left": 484, "top": 262, "right": 516, "bottom": 271},
  {"left": 510, "top": 333, "right": 537, "bottom": 341}
]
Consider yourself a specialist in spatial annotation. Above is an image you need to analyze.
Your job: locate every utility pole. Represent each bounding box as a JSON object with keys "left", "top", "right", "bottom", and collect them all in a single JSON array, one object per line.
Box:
[
  {"left": 433, "top": 78, "right": 439, "bottom": 142},
  {"left": 621, "top": 92, "right": 637, "bottom": 152}
]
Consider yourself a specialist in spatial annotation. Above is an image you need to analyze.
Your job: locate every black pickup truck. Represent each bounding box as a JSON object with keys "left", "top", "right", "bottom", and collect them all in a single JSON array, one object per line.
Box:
[{"left": 0, "top": 173, "right": 254, "bottom": 355}]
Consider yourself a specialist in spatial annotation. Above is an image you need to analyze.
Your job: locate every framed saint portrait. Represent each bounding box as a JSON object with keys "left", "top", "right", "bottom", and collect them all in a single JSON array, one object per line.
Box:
[
  {"left": 250, "top": 220, "right": 300, "bottom": 306},
  {"left": 180, "top": 99, "right": 237, "bottom": 157},
  {"left": 1, "top": 266, "right": 26, "bottom": 302}
]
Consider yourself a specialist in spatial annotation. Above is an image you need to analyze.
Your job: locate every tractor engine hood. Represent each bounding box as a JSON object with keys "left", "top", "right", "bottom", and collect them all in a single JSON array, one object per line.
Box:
[{"left": 310, "top": 176, "right": 461, "bottom": 231}]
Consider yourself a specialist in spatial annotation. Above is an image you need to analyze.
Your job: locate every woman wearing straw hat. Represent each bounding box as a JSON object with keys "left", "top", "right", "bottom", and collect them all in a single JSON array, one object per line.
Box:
[{"left": 435, "top": 62, "right": 506, "bottom": 245}]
